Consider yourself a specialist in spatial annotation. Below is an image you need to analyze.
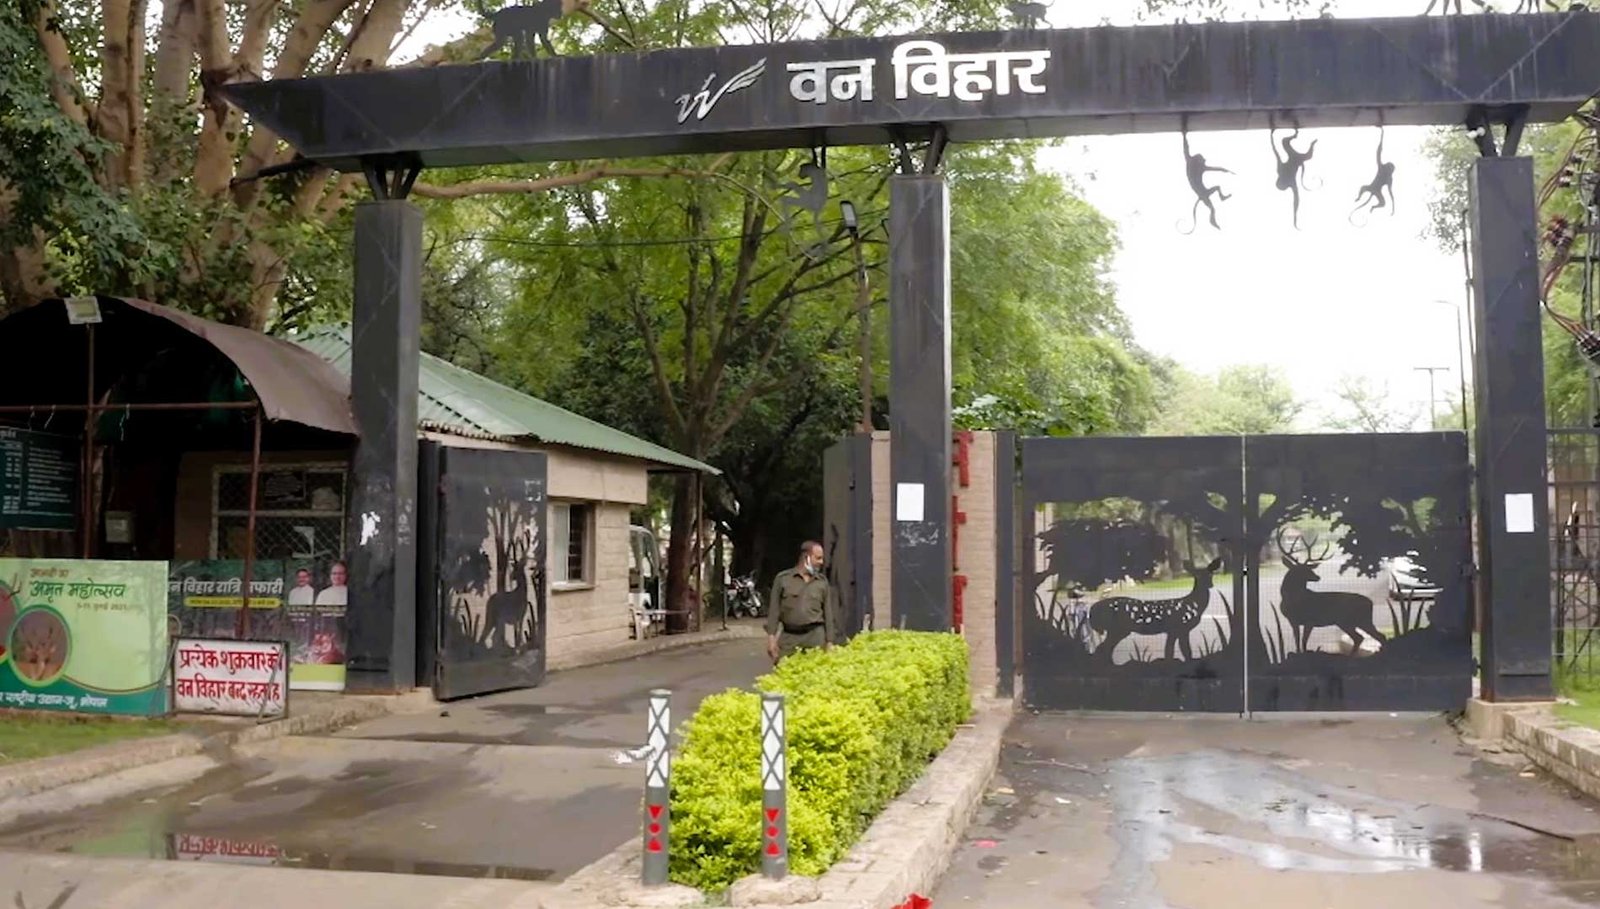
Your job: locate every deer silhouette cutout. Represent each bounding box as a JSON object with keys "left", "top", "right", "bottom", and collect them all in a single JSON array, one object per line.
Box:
[
  {"left": 1087, "top": 557, "right": 1222, "bottom": 661},
  {"left": 484, "top": 521, "right": 534, "bottom": 652},
  {"left": 1275, "top": 528, "right": 1386, "bottom": 655}
]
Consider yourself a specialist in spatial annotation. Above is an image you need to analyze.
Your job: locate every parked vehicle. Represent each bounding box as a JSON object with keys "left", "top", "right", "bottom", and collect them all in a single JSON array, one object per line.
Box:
[
  {"left": 1388, "top": 554, "right": 1443, "bottom": 601},
  {"left": 629, "top": 525, "right": 665, "bottom": 639},
  {"left": 725, "top": 573, "right": 764, "bottom": 618}
]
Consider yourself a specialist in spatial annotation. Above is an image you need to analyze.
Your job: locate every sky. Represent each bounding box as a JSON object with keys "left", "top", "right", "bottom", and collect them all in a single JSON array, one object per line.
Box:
[{"left": 396, "top": 0, "right": 1479, "bottom": 429}]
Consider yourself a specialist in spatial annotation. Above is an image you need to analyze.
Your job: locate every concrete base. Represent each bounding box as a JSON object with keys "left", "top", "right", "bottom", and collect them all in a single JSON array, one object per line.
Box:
[
  {"left": 1503, "top": 708, "right": 1600, "bottom": 803},
  {"left": 1465, "top": 697, "right": 1557, "bottom": 742},
  {"left": 727, "top": 874, "right": 822, "bottom": 906}
]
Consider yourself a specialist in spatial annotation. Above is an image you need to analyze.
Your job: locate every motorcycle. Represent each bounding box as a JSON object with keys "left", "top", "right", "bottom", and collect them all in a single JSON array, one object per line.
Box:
[{"left": 725, "top": 574, "right": 764, "bottom": 618}]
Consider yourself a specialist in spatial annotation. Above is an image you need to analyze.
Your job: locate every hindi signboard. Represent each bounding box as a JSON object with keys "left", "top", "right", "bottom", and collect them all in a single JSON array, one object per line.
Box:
[
  {"left": 173, "top": 638, "right": 288, "bottom": 717},
  {"left": 0, "top": 428, "right": 77, "bottom": 532},
  {"left": 0, "top": 559, "right": 169, "bottom": 716}
]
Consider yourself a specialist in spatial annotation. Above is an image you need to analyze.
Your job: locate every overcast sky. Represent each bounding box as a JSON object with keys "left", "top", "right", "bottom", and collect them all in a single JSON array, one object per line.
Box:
[{"left": 398, "top": 0, "right": 1477, "bottom": 428}]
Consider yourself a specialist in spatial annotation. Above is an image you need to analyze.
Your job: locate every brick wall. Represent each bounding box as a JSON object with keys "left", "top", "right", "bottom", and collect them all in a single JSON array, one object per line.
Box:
[{"left": 865, "top": 430, "right": 1004, "bottom": 698}]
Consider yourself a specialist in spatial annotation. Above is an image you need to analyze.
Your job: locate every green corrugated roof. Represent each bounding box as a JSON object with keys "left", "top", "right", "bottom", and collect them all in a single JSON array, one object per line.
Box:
[{"left": 294, "top": 328, "right": 715, "bottom": 474}]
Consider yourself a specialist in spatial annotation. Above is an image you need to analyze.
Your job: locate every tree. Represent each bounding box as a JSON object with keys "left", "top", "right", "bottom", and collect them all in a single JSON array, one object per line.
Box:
[
  {"left": 1423, "top": 111, "right": 1598, "bottom": 429},
  {"left": 1149, "top": 363, "right": 1303, "bottom": 436},
  {"left": 1324, "top": 375, "right": 1420, "bottom": 434}
]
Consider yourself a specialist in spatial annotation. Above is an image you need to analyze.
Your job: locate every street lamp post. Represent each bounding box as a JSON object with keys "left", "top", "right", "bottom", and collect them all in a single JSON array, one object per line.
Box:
[
  {"left": 1434, "top": 298, "right": 1471, "bottom": 431},
  {"left": 1415, "top": 366, "right": 1449, "bottom": 429}
]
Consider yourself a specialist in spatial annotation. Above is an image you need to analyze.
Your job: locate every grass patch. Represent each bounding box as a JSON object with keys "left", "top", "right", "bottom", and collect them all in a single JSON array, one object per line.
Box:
[
  {"left": 1554, "top": 669, "right": 1600, "bottom": 729},
  {"left": 0, "top": 714, "right": 184, "bottom": 765}
]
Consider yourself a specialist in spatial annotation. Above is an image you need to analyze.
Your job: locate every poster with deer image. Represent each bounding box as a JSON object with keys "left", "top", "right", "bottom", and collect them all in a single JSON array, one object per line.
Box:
[{"left": 0, "top": 558, "right": 169, "bottom": 716}]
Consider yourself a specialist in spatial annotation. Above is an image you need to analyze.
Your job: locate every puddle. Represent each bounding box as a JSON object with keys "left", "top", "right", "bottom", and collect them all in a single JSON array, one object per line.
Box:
[
  {"left": 64, "top": 828, "right": 553, "bottom": 881},
  {"left": 1082, "top": 750, "right": 1600, "bottom": 909},
  {"left": 0, "top": 758, "right": 554, "bottom": 882}
]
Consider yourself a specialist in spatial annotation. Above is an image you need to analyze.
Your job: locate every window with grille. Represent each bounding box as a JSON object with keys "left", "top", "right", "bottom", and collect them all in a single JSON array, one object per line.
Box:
[
  {"left": 550, "top": 502, "right": 592, "bottom": 586},
  {"left": 213, "top": 464, "right": 347, "bottom": 561}
]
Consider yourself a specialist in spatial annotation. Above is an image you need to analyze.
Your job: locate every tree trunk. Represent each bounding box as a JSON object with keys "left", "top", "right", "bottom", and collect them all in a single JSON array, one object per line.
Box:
[{"left": 664, "top": 473, "right": 697, "bottom": 634}]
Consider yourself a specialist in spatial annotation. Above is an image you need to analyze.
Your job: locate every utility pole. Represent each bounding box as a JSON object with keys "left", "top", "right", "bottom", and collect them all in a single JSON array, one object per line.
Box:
[{"left": 1414, "top": 366, "right": 1450, "bottom": 430}]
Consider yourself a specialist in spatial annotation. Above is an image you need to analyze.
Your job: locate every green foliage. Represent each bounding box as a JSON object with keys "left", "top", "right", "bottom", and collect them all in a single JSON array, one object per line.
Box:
[
  {"left": 668, "top": 631, "right": 970, "bottom": 891},
  {"left": 1423, "top": 113, "right": 1596, "bottom": 429},
  {"left": 1148, "top": 362, "right": 1303, "bottom": 435},
  {"left": 0, "top": 2, "right": 149, "bottom": 305}
]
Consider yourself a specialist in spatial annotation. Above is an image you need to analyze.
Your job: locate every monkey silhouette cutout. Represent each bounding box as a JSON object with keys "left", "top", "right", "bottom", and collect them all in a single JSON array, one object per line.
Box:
[
  {"left": 1008, "top": 0, "right": 1052, "bottom": 29},
  {"left": 779, "top": 162, "right": 830, "bottom": 237},
  {"left": 1271, "top": 126, "right": 1318, "bottom": 229},
  {"left": 1181, "top": 130, "right": 1232, "bottom": 232},
  {"left": 1351, "top": 129, "right": 1397, "bottom": 223},
  {"left": 481, "top": 0, "right": 588, "bottom": 60}
]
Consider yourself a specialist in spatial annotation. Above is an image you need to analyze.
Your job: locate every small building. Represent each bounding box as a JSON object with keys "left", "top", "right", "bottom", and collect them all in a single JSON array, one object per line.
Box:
[{"left": 0, "top": 297, "right": 714, "bottom": 700}]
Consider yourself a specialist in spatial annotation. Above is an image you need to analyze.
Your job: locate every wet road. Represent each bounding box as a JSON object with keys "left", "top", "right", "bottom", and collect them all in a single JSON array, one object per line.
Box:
[
  {"left": 936, "top": 713, "right": 1600, "bottom": 908},
  {"left": 0, "top": 638, "right": 771, "bottom": 884}
]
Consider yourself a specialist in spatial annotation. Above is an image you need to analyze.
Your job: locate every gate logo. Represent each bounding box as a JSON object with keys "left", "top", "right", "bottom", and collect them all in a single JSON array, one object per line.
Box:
[{"left": 674, "top": 59, "right": 768, "bottom": 123}]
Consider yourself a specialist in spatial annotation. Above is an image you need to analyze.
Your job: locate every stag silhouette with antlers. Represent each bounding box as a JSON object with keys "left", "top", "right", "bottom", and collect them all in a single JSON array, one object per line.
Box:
[
  {"left": 1275, "top": 528, "right": 1386, "bottom": 655},
  {"left": 1087, "top": 557, "right": 1223, "bottom": 662}
]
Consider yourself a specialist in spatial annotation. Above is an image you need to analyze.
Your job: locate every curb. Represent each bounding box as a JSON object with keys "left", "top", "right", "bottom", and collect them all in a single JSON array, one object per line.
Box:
[
  {"left": 0, "top": 689, "right": 435, "bottom": 804},
  {"left": 1505, "top": 707, "right": 1600, "bottom": 802},
  {"left": 545, "top": 697, "right": 1014, "bottom": 909}
]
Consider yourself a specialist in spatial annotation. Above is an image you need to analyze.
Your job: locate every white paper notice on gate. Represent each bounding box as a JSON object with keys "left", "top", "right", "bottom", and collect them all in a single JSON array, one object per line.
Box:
[
  {"left": 173, "top": 638, "right": 289, "bottom": 717},
  {"left": 1505, "top": 493, "right": 1535, "bottom": 534},
  {"left": 896, "top": 483, "right": 925, "bottom": 522}
]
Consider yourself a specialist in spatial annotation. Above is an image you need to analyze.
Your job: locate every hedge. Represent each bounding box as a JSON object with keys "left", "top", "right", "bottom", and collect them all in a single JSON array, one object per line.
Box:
[{"left": 668, "top": 630, "right": 970, "bottom": 891}]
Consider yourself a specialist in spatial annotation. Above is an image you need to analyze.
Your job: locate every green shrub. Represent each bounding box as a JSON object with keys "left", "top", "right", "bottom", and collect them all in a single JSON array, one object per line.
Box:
[{"left": 668, "top": 630, "right": 970, "bottom": 891}]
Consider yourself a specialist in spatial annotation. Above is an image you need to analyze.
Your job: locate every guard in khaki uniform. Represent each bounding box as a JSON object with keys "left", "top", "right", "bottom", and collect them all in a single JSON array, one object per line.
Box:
[{"left": 765, "top": 540, "right": 834, "bottom": 663}]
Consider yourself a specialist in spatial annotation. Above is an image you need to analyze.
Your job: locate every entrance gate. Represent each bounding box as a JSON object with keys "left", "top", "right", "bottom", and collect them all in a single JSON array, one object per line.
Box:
[
  {"left": 418, "top": 444, "right": 549, "bottom": 700},
  {"left": 1019, "top": 433, "right": 1472, "bottom": 712},
  {"left": 220, "top": 13, "right": 1597, "bottom": 696}
]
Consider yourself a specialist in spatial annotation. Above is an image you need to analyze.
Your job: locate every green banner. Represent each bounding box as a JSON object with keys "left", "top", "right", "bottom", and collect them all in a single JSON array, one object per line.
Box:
[{"left": 0, "top": 559, "right": 169, "bottom": 716}]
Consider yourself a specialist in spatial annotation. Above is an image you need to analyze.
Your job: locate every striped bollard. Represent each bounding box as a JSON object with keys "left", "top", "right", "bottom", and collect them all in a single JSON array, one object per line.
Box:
[
  {"left": 760, "top": 692, "right": 788, "bottom": 878},
  {"left": 643, "top": 688, "right": 671, "bottom": 885}
]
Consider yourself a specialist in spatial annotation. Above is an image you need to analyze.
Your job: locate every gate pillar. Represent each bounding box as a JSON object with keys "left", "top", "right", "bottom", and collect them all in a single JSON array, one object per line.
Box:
[
  {"left": 1470, "top": 156, "right": 1553, "bottom": 701},
  {"left": 344, "top": 198, "right": 423, "bottom": 692},
  {"left": 888, "top": 175, "right": 954, "bottom": 632}
]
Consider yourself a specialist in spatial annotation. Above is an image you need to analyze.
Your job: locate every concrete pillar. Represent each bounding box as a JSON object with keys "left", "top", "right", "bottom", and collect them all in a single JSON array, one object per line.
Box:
[
  {"left": 343, "top": 200, "right": 422, "bottom": 692},
  {"left": 1470, "top": 157, "right": 1553, "bottom": 701},
  {"left": 888, "top": 175, "right": 953, "bottom": 632}
]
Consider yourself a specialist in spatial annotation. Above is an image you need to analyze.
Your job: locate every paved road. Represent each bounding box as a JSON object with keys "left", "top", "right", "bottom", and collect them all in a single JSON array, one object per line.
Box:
[
  {"left": 936, "top": 713, "right": 1600, "bottom": 908},
  {"left": 0, "top": 639, "right": 771, "bottom": 889}
]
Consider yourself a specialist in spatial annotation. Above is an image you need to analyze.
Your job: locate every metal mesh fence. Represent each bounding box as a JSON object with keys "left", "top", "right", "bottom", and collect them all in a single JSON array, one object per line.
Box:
[
  {"left": 213, "top": 465, "right": 346, "bottom": 561},
  {"left": 1552, "top": 429, "right": 1600, "bottom": 680}
]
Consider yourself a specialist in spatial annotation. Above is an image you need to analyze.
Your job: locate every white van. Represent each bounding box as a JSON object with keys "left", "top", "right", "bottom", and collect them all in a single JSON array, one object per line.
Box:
[{"left": 628, "top": 525, "right": 664, "bottom": 638}]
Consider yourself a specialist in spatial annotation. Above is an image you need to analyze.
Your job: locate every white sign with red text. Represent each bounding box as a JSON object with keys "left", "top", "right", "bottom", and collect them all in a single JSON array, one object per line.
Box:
[{"left": 173, "top": 638, "right": 288, "bottom": 717}]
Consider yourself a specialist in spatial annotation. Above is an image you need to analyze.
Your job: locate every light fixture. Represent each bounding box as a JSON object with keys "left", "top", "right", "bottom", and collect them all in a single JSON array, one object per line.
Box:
[{"left": 840, "top": 200, "right": 858, "bottom": 234}]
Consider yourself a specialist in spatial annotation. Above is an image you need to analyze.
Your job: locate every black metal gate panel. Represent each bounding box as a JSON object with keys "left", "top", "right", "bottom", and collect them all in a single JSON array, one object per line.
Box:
[
  {"left": 426, "top": 444, "right": 548, "bottom": 700},
  {"left": 823, "top": 434, "right": 874, "bottom": 640},
  {"left": 1020, "top": 436, "right": 1246, "bottom": 712},
  {"left": 1018, "top": 432, "right": 1473, "bottom": 713},
  {"left": 1244, "top": 433, "right": 1472, "bottom": 711}
]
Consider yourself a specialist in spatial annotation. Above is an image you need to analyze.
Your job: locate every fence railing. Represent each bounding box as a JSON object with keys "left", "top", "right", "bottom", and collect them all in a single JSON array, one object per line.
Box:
[{"left": 1551, "top": 429, "right": 1600, "bottom": 681}]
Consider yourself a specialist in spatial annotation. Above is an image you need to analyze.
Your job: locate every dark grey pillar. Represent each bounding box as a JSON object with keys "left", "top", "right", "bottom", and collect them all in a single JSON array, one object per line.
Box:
[
  {"left": 344, "top": 200, "right": 422, "bottom": 692},
  {"left": 888, "top": 175, "right": 953, "bottom": 632},
  {"left": 1469, "top": 157, "right": 1553, "bottom": 702}
]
